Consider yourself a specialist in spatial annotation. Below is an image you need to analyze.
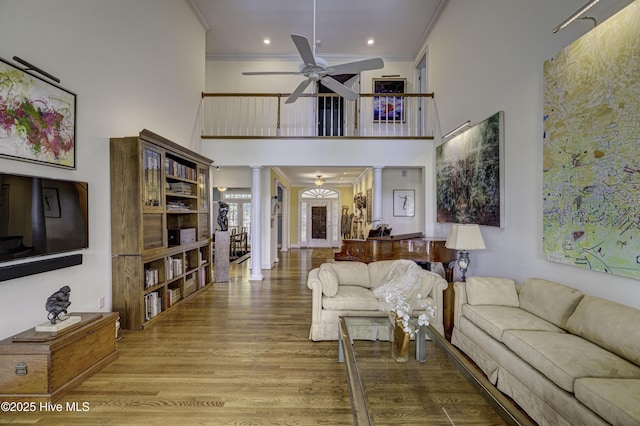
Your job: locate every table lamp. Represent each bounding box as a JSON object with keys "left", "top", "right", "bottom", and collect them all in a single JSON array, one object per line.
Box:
[{"left": 445, "top": 224, "right": 485, "bottom": 281}]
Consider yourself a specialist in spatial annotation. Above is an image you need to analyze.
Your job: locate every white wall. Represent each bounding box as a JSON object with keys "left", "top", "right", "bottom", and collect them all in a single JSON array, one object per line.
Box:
[
  {"left": 0, "top": 0, "right": 205, "bottom": 340},
  {"left": 425, "top": 0, "right": 640, "bottom": 307},
  {"left": 205, "top": 59, "right": 414, "bottom": 93}
]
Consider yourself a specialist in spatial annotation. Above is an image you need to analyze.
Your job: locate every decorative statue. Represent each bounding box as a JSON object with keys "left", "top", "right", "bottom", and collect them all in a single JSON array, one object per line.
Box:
[
  {"left": 45, "top": 285, "right": 71, "bottom": 324},
  {"left": 341, "top": 206, "right": 351, "bottom": 239},
  {"left": 217, "top": 201, "right": 229, "bottom": 231}
]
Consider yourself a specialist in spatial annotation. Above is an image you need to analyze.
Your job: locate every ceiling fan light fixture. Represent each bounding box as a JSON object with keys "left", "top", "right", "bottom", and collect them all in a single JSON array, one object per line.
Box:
[
  {"left": 367, "top": 38, "right": 375, "bottom": 45},
  {"left": 314, "top": 175, "right": 325, "bottom": 186}
]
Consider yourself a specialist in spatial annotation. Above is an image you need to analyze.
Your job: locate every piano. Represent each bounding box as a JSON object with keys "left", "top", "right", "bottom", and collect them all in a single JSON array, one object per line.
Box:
[{"left": 334, "top": 232, "right": 458, "bottom": 340}]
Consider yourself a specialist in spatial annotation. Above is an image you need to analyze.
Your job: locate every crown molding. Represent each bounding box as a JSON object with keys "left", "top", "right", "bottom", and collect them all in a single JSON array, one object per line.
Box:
[{"left": 185, "top": 0, "right": 210, "bottom": 31}]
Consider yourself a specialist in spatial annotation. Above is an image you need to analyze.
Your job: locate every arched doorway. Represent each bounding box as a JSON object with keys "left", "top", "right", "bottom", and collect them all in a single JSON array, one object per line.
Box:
[{"left": 299, "top": 188, "right": 340, "bottom": 247}]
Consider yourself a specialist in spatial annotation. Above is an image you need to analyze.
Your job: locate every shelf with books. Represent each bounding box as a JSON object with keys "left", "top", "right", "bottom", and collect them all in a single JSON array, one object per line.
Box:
[{"left": 110, "top": 129, "right": 213, "bottom": 330}]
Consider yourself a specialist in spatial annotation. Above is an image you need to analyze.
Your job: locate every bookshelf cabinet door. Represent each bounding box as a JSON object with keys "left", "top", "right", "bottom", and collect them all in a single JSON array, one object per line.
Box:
[{"left": 142, "top": 144, "right": 164, "bottom": 212}]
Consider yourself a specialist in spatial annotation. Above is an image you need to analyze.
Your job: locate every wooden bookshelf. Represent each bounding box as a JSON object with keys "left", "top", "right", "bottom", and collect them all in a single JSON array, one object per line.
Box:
[{"left": 110, "top": 130, "right": 213, "bottom": 329}]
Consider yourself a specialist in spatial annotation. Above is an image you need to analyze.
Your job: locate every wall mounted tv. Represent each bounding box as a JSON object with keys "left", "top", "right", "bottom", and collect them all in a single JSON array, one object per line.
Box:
[{"left": 0, "top": 173, "right": 88, "bottom": 263}]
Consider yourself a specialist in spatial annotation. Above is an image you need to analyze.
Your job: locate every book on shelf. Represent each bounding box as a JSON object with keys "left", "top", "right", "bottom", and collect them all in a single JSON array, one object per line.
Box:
[
  {"left": 199, "top": 267, "right": 206, "bottom": 289},
  {"left": 168, "top": 182, "right": 193, "bottom": 195},
  {"left": 184, "top": 273, "right": 196, "bottom": 296},
  {"left": 166, "top": 201, "right": 190, "bottom": 211},
  {"left": 167, "top": 256, "right": 183, "bottom": 279},
  {"left": 165, "top": 158, "right": 196, "bottom": 180},
  {"left": 144, "top": 268, "right": 159, "bottom": 288},
  {"left": 167, "top": 287, "right": 182, "bottom": 307},
  {"left": 145, "top": 291, "right": 161, "bottom": 320}
]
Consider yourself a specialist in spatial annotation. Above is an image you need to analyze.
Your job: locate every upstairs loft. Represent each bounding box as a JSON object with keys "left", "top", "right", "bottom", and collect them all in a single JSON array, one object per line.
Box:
[{"left": 201, "top": 92, "right": 436, "bottom": 139}]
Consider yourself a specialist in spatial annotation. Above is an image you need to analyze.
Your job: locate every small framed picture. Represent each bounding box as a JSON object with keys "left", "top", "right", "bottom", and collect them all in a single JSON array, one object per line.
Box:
[{"left": 393, "top": 190, "right": 414, "bottom": 217}]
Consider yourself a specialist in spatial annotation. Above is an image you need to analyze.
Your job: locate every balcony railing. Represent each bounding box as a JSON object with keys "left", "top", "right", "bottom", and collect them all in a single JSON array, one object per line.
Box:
[{"left": 201, "top": 92, "right": 435, "bottom": 139}]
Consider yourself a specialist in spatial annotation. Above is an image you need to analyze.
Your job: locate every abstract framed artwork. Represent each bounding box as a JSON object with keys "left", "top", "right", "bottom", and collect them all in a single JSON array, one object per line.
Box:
[
  {"left": 373, "top": 78, "right": 406, "bottom": 122},
  {"left": 393, "top": 189, "right": 414, "bottom": 217},
  {"left": 0, "top": 57, "right": 76, "bottom": 169},
  {"left": 436, "top": 111, "right": 504, "bottom": 227},
  {"left": 543, "top": 1, "right": 640, "bottom": 279}
]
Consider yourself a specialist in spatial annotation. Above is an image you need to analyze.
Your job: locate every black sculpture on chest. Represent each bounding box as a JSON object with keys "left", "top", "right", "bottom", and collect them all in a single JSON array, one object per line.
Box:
[{"left": 45, "top": 285, "right": 71, "bottom": 324}]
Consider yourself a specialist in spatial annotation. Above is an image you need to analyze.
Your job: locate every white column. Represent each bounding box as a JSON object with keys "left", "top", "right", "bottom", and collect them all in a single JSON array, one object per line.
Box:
[
  {"left": 250, "top": 165, "right": 264, "bottom": 281},
  {"left": 373, "top": 166, "right": 384, "bottom": 222}
]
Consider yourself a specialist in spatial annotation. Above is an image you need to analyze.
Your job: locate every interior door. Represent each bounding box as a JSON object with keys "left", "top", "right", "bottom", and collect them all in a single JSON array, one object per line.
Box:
[
  {"left": 309, "top": 201, "right": 329, "bottom": 247},
  {"left": 317, "top": 74, "right": 356, "bottom": 136}
]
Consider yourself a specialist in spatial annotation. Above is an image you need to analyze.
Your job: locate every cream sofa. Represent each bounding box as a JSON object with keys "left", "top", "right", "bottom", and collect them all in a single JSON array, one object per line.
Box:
[
  {"left": 307, "top": 259, "right": 448, "bottom": 341},
  {"left": 452, "top": 276, "right": 640, "bottom": 426}
]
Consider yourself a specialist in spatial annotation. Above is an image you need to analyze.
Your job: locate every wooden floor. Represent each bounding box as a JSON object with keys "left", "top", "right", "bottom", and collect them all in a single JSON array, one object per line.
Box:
[
  {"left": 4, "top": 249, "right": 351, "bottom": 425},
  {"left": 2, "top": 250, "right": 514, "bottom": 425}
]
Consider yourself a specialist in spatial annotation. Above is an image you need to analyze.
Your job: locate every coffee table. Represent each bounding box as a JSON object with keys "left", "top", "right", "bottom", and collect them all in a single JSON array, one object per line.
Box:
[{"left": 338, "top": 316, "right": 535, "bottom": 425}]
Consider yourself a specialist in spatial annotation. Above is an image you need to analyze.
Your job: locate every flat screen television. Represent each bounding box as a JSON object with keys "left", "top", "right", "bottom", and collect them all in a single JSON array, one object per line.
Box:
[{"left": 0, "top": 173, "right": 88, "bottom": 263}]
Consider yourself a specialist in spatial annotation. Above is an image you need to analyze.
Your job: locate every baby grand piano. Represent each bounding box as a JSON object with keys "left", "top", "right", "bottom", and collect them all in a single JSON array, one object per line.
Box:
[{"left": 334, "top": 232, "right": 458, "bottom": 339}]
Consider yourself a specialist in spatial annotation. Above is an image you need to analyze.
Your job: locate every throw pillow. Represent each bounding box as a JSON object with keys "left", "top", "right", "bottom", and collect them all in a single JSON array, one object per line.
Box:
[
  {"left": 319, "top": 264, "right": 339, "bottom": 297},
  {"left": 466, "top": 276, "right": 519, "bottom": 307}
]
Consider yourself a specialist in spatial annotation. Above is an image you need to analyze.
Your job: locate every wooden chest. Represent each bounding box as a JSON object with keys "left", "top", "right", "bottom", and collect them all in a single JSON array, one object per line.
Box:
[{"left": 0, "top": 312, "right": 119, "bottom": 402}]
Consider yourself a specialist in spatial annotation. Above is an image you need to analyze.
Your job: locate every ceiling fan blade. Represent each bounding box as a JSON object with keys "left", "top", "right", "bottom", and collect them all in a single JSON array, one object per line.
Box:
[
  {"left": 291, "top": 34, "right": 316, "bottom": 67},
  {"left": 242, "top": 71, "right": 302, "bottom": 75},
  {"left": 320, "top": 76, "right": 359, "bottom": 101},
  {"left": 285, "top": 79, "right": 312, "bottom": 104},
  {"left": 327, "top": 57, "right": 384, "bottom": 75}
]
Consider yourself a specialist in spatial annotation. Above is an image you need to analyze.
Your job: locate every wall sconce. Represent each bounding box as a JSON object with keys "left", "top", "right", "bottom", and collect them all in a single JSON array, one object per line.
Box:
[
  {"left": 314, "top": 175, "right": 325, "bottom": 186},
  {"left": 552, "top": 0, "right": 600, "bottom": 33},
  {"left": 445, "top": 224, "right": 486, "bottom": 281},
  {"left": 443, "top": 120, "right": 471, "bottom": 139}
]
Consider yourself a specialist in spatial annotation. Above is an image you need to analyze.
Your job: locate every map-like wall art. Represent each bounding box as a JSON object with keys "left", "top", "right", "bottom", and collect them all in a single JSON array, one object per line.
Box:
[{"left": 543, "top": 1, "right": 640, "bottom": 279}]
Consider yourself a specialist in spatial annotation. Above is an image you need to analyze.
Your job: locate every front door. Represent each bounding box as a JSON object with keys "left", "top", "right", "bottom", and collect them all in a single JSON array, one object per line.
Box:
[{"left": 309, "top": 201, "right": 329, "bottom": 247}]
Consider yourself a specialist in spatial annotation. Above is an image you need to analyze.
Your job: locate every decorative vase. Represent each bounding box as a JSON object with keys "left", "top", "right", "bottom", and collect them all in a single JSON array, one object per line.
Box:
[{"left": 389, "top": 312, "right": 410, "bottom": 362}]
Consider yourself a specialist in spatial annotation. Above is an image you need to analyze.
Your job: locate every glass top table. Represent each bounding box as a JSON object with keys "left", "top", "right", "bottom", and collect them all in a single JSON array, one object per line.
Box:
[{"left": 338, "top": 316, "right": 534, "bottom": 426}]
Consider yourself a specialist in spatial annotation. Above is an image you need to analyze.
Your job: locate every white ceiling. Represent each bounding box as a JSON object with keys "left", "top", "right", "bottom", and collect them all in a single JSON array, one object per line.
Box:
[
  {"left": 191, "top": 0, "right": 447, "bottom": 186},
  {"left": 192, "top": 0, "right": 447, "bottom": 61}
]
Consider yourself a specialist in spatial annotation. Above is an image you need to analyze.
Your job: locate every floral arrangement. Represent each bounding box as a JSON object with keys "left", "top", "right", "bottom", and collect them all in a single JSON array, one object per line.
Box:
[{"left": 377, "top": 286, "right": 436, "bottom": 338}]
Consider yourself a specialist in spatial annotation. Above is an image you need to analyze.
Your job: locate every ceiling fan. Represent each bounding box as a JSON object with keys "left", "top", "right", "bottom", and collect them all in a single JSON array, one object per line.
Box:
[{"left": 241, "top": 0, "right": 384, "bottom": 104}]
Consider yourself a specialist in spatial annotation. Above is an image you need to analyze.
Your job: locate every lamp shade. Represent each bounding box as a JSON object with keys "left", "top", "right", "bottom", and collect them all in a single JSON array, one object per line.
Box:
[{"left": 445, "top": 224, "right": 486, "bottom": 250}]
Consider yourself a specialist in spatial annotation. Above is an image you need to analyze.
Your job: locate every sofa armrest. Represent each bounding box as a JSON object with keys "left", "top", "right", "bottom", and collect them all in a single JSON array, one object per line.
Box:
[
  {"left": 307, "top": 268, "right": 324, "bottom": 325},
  {"left": 424, "top": 272, "right": 448, "bottom": 336},
  {"left": 453, "top": 281, "right": 468, "bottom": 329}
]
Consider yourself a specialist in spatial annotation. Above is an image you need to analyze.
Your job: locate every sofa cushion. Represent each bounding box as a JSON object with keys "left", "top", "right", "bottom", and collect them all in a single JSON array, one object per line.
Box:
[
  {"left": 322, "top": 286, "right": 380, "bottom": 311},
  {"left": 519, "top": 278, "right": 583, "bottom": 329},
  {"left": 465, "top": 276, "right": 519, "bottom": 307},
  {"left": 325, "top": 262, "right": 371, "bottom": 288},
  {"left": 566, "top": 295, "right": 640, "bottom": 366},
  {"left": 574, "top": 378, "right": 640, "bottom": 426},
  {"left": 461, "top": 304, "right": 564, "bottom": 341},
  {"left": 502, "top": 330, "right": 640, "bottom": 393},
  {"left": 319, "top": 264, "right": 339, "bottom": 297}
]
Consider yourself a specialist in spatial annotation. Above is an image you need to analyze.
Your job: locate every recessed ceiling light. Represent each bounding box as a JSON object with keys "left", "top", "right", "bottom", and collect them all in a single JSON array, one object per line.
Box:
[
  {"left": 263, "top": 39, "right": 271, "bottom": 45},
  {"left": 367, "top": 39, "right": 375, "bottom": 45}
]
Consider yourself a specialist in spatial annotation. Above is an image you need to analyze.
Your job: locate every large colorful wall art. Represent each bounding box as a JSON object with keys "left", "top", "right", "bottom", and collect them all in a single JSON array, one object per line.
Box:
[
  {"left": 0, "top": 57, "right": 76, "bottom": 169},
  {"left": 543, "top": 1, "right": 640, "bottom": 279},
  {"left": 436, "top": 111, "right": 504, "bottom": 227}
]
